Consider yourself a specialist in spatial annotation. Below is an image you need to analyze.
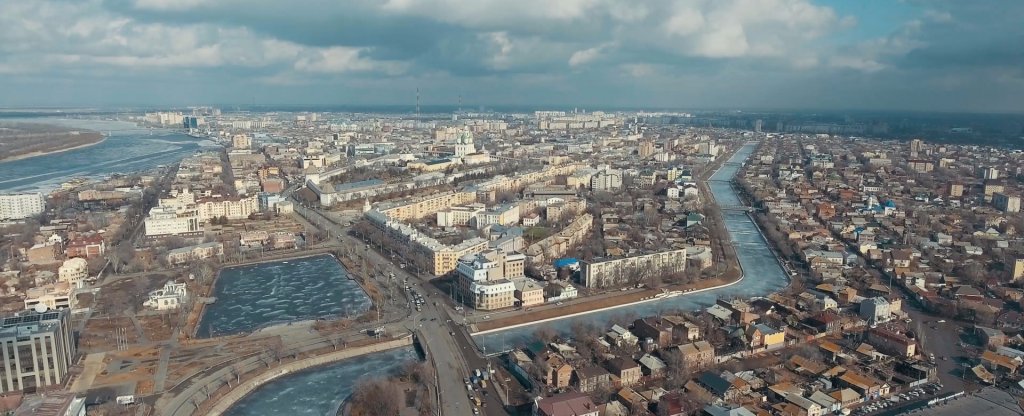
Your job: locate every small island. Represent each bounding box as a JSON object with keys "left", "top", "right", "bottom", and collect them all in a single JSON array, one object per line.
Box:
[{"left": 0, "top": 122, "right": 106, "bottom": 162}]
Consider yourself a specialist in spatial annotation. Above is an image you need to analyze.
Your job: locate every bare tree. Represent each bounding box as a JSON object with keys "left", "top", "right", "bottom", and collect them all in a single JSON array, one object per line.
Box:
[{"left": 349, "top": 378, "right": 401, "bottom": 416}]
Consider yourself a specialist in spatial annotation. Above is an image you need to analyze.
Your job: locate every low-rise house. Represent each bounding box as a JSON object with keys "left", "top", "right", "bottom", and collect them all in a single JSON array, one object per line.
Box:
[
  {"left": 837, "top": 371, "right": 889, "bottom": 400},
  {"left": 747, "top": 323, "right": 786, "bottom": 351},
  {"left": 828, "top": 388, "right": 861, "bottom": 409},
  {"left": 662, "top": 315, "right": 701, "bottom": 342},
  {"left": 514, "top": 278, "right": 545, "bottom": 307},
  {"left": 808, "top": 390, "right": 840, "bottom": 414},
  {"left": 606, "top": 325, "right": 638, "bottom": 347},
  {"left": 696, "top": 371, "right": 741, "bottom": 401},
  {"left": 143, "top": 281, "right": 187, "bottom": 311},
  {"left": 678, "top": 340, "right": 715, "bottom": 370},
  {"left": 604, "top": 358, "right": 642, "bottom": 387},
  {"left": 534, "top": 392, "right": 599, "bottom": 416},
  {"left": 638, "top": 353, "right": 667, "bottom": 379},
  {"left": 615, "top": 387, "right": 648, "bottom": 414},
  {"left": 65, "top": 234, "right": 106, "bottom": 259},
  {"left": 632, "top": 317, "right": 673, "bottom": 347},
  {"left": 980, "top": 350, "right": 1021, "bottom": 374},
  {"left": 781, "top": 393, "right": 824, "bottom": 416},
  {"left": 975, "top": 326, "right": 1007, "bottom": 347},
  {"left": 657, "top": 392, "right": 689, "bottom": 416},
  {"left": 166, "top": 242, "right": 225, "bottom": 265},
  {"left": 865, "top": 328, "right": 916, "bottom": 358},
  {"left": 702, "top": 404, "right": 757, "bottom": 416},
  {"left": 573, "top": 366, "right": 612, "bottom": 393}
]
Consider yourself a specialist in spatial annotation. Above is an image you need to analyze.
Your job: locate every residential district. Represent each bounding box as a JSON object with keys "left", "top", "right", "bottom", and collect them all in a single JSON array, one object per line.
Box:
[{"left": 0, "top": 109, "right": 1022, "bottom": 416}]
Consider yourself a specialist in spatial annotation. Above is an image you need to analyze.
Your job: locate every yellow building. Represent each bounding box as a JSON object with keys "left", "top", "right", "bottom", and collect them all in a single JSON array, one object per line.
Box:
[
  {"left": 514, "top": 278, "right": 545, "bottom": 307},
  {"left": 379, "top": 191, "right": 477, "bottom": 221}
]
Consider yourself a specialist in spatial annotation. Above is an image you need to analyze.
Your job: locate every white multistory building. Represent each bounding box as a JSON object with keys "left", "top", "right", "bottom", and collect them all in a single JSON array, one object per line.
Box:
[
  {"left": 0, "top": 193, "right": 45, "bottom": 220},
  {"left": 58, "top": 258, "right": 89, "bottom": 289},
  {"left": 591, "top": 168, "right": 623, "bottom": 191},
  {"left": 580, "top": 249, "right": 687, "bottom": 288},
  {"left": 144, "top": 206, "right": 200, "bottom": 236}
]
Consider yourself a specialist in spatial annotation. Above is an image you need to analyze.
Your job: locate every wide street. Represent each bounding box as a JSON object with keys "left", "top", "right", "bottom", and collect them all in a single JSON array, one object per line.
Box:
[{"left": 293, "top": 202, "right": 483, "bottom": 415}]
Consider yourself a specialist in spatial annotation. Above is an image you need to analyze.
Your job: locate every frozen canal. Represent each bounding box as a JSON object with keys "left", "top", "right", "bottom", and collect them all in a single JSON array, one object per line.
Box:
[
  {"left": 225, "top": 346, "right": 416, "bottom": 416},
  {"left": 473, "top": 142, "right": 790, "bottom": 352},
  {"left": 196, "top": 255, "right": 372, "bottom": 338}
]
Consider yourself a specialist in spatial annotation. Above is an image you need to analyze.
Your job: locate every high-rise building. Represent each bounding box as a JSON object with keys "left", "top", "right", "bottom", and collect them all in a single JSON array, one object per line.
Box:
[
  {"left": 992, "top": 192, "right": 1021, "bottom": 213},
  {"left": 0, "top": 193, "right": 45, "bottom": 220},
  {"left": 909, "top": 138, "right": 924, "bottom": 156},
  {"left": 638, "top": 139, "right": 656, "bottom": 158},
  {"left": 982, "top": 167, "right": 1000, "bottom": 180},
  {"left": 754, "top": 119, "right": 763, "bottom": 133},
  {"left": 591, "top": 169, "right": 623, "bottom": 191},
  {"left": 0, "top": 309, "right": 75, "bottom": 393},
  {"left": 948, "top": 182, "right": 964, "bottom": 198},
  {"left": 1012, "top": 259, "right": 1024, "bottom": 281}
]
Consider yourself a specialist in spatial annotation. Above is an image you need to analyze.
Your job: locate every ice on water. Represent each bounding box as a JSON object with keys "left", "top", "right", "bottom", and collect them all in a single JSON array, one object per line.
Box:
[
  {"left": 196, "top": 255, "right": 372, "bottom": 337},
  {"left": 226, "top": 347, "right": 416, "bottom": 416}
]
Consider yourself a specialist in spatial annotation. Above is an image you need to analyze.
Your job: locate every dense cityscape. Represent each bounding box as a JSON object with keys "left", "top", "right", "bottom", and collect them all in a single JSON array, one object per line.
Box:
[
  {"left": 0, "top": 107, "right": 1022, "bottom": 416},
  {"left": 2, "top": 1, "right": 1024, "bottom": 416}
]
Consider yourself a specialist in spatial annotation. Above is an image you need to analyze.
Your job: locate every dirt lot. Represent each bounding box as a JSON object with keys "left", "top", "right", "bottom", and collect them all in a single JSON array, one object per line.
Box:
[
  {"left": 81, "top": 317, "right": 140, "bottom": 352},
  {"left": 207, "top": 216, "right": 305, "bottom": 236},
  {"left": 137, "top": 314, "right": 178, "bottom": 342}
]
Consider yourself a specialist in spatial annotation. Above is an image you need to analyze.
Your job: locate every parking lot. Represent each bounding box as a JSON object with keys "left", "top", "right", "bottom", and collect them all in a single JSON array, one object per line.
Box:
[{"left": 854, "top": 382, "right": 946, "bottom": 416}]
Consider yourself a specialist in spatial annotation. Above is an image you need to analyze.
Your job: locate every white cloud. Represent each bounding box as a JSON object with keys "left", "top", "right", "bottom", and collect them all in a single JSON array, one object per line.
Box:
[
  {"left": 568, "top": 43, "right": 613, "bottom": 67},
  {"left": 294, "top": 47, "right": 407, "bottom": 75}
]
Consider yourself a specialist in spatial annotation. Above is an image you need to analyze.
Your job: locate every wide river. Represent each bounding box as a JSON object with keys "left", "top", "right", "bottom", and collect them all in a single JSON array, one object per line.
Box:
[
  {"left": 227, "top": 142, "right": 790, "bottom": 414},
  {"left": 0, "top": 118, "right": 210, "bottom": 192}
]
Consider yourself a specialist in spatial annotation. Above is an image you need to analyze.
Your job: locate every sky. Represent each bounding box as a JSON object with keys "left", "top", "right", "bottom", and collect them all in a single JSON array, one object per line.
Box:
[{"left": 0, "top": 0, "right": 1022, "bottom": 113}]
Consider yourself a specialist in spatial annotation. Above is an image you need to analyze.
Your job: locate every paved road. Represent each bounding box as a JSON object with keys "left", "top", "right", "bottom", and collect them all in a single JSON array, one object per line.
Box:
[
  {"left": 904, "top": 303, "right": 969, "bottom": 394},
  {"left": 294, "top": 203, "right": 480, "bottom": 416}
]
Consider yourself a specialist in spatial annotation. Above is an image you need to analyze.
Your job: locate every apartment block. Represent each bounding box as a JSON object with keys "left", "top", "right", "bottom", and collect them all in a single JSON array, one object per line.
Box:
[
  {"left": 144, "top": 206, "right": 200, "bottom": 236},
  {"left": 580, "top": 248, "right": 687, "bottom": 288},
  {"left": 0, "top": 193, "right": 45, "bottom": 220},
  {"left": 992, "top": 192, "right": 1020, "bottom": 213}
]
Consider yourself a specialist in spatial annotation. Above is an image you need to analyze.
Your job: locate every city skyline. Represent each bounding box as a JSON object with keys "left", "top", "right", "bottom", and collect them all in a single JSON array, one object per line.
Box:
[{"left": 1, "top": 1, "right": 1022, "bottom": 113}]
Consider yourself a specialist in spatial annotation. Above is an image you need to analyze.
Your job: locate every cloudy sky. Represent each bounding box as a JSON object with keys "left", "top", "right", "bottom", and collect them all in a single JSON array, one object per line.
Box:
[{"left": 1, "top": 0, "right": 1021, "bottom": 112}]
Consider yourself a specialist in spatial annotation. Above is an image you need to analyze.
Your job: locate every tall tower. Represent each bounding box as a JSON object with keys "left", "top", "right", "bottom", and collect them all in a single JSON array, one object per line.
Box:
[{"left": 416, "top": 88, "right": 420, "bottom": 116}]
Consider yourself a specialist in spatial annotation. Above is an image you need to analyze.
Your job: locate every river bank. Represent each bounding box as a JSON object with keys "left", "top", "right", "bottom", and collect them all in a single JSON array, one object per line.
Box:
[
  {"left": 473, "top": 271, "right": 740, "bottom": 334},
  {"left": 0, "top": 131, "right": 106, "bottom": 162}
]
